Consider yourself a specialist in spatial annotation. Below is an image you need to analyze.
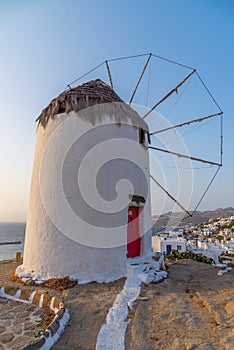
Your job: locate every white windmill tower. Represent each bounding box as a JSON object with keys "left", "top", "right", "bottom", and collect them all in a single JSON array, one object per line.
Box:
[{"left": 17, "top": 79, "right": 153, "bottom": 283}]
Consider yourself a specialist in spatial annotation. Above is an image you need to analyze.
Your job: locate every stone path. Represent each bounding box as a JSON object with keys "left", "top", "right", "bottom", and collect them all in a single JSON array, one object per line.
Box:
[{"left": 0, "top": 298, "right": 42, "bottom": 350}]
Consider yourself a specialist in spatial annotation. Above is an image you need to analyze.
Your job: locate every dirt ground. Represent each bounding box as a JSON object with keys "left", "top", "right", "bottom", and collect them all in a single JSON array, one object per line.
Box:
[
  {"left": 53, "top": 279, "right": 125, "bottom": 350},
  {"left": 0, "top": 260, "right": 61, "bottom": 298},
  {"left": 125, "top": 259, "right": 234, "bottom": 350},
  {"left": 0, "top": 259, "right": 233, "bottom": 350}
]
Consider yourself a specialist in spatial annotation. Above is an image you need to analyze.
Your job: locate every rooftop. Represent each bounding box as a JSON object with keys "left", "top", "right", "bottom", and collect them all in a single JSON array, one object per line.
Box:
[{"left": 37, "top": 79, "right": 126, "bottom": 128}]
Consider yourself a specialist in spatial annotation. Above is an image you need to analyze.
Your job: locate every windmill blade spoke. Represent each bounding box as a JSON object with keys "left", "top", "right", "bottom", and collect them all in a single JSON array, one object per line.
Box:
[
  {"left": 142, "top": 69, "right": 196, "bottom": 119},
  {"left": 150, "top": 112, "right": 223, "bottom": 135},
  {"left": 191, "top": 166, "right": 221, "bottom": 214},
  {"left": 105, "top": 61, "right": 114, "bottom": 89},
  {"left": 129, "top": 53, "right": 152, "bottom": 104},
  {"left": 149, "top": 146, "right": 222, "bottom": 166},
  {"left": 150, "top": 174, "right": 192, "bottom": 217}
]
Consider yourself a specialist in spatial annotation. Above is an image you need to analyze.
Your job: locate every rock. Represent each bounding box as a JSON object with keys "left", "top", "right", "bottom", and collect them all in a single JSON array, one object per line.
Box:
[
  {"left": 48, "top": 318, "right": 60, "bottom": 336},
  {"left": 0, "top": 326, "right": 6, "bottom": 334},
  {"left": 42, "top": 293, "right": 51, "bottom": 308},
  {"left": 15, "top": 311, "right": 31, "bottom": 319},
  {"left": 57, "top": 308, "right": 64, "bottom": 318},
  {"left": 24, "top": 336, "right": 46, "bottom": 350},
  {"left": 24, "top": 321, "right": 37, "bottom": 331},
  {"left": 43, "top": 330, "right": 51, "bottom": 338},
  {"left": 53, "top": 298, "right": 61, "bottom": 310},
  {"left": 0, "top": 313, "right": 12, "bottom": 320},
  {"left": 225, "top": 301, "right": 234, "bottom": 316},
  {"left": 25, "top": 279, "right": 36, "bottom": 286},
  {"left": 14, "top": 324, "right": 23, "bottom": 335},
  {"left": 8, "top": 335, "right": 34, "bottom": 349},
  {"left": 30, "top": 291, "right": 41, "bottom": 307},
  {"left": 24, "top": 331, "right": 36, "bottom": 337},
  {"left": 32, "top": 309, "right": 42, "bottom": 317},
  {"left": 14, "top": 318, "right": 27, "bottom": 326},
  {"left": 3, "top": 286, "right": 18, "bottom": 296},
  {"left": 20, "top": 288, "right": 35, "bottom": 301},
  {"left": 26, "top": 305, "right": 37, "bottom": 312},
  {"left": 1, "top": 319, "right": 12, "bottom": 327},
  {"left": 0, "top": 332, "right": 14, "bottom": 343}
]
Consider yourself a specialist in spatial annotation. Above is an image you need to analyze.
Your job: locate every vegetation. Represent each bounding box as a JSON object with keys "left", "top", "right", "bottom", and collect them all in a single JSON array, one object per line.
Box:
[
  {"left": 165, "top": 250, "right": 214, "bottom": 264},
  {"left": 43, "top": 276, "right": 77, "bottom": 291},
  {"left": 219, "top": 252, "right": 234, "bottom": 263},
  {"left": 219, "top": 221, "right": 234, "bottom": 230},
  {"left": 216, "top": 234, "right": 224, "bottom": 241}
]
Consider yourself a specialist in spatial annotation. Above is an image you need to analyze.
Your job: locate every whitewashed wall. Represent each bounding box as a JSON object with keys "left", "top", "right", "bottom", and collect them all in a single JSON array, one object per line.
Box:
[
  {"left": 152, "top": 236, "right": 186, "bottom": 254},
  {"left": 17, "top": 103, "right": 152, "bottom": 283}
]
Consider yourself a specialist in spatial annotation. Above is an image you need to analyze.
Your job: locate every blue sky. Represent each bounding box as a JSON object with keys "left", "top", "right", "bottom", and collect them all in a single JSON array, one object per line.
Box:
[{"left": 0, "top": 0, "right": 233, "bottom": 221}]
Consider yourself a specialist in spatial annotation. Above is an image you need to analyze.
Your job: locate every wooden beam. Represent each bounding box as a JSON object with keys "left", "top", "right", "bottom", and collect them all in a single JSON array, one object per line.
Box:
[
  {"left": 150, "top": 112, "right": 223, "bottom": 135},
  {"left": 105, "top": 61, "right": 113, "bottom": 89},
  {"left": 149, "top": 146, "right": 222, "bottom": 167},
  {"left": 150, "top": 174, "right": 192, "bottom": 217},
  {"left": 142, "top": 69, "right": 196, "bottom": 119},
  {"left": 129, "top": 53, "right": 152, "bottom": 104}
]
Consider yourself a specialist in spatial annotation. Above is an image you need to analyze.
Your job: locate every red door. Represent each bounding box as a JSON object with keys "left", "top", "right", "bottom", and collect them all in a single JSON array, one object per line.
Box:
[{"left": 127, "top": 206, "right": 141, "bottom": 258}]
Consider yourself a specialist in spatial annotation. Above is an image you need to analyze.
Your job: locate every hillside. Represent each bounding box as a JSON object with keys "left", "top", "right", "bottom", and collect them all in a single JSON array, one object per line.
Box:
[{"left": 153, "top": 207, "right": 234, "bottom": 227}]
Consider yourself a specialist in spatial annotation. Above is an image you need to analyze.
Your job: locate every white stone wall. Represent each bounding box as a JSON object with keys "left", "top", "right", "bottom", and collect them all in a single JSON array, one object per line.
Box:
[{"left": 19, "top": 103, "right": 152, "bottom": 282}]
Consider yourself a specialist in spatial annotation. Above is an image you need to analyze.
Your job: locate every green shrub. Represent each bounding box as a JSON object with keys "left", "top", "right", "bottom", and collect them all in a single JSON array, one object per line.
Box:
[{"left": 165, "top": 250, "right": 214, "bottom": 264}]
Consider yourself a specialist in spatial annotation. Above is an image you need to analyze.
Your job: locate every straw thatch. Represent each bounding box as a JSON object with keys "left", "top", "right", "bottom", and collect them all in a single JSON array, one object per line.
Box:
[{"left": 36, "top": 79, "right": 126, "bottom": 128}]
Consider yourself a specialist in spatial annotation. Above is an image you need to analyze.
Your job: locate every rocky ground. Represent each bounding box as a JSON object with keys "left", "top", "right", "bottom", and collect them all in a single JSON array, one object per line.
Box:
[{"left": 0, "top": 259, "right": 233, "bottom": 349}]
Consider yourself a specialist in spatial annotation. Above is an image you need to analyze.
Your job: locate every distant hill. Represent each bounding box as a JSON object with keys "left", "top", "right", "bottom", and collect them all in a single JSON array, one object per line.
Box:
[{"left": 153, "top": 207, "right": 234, "bottom": 227}]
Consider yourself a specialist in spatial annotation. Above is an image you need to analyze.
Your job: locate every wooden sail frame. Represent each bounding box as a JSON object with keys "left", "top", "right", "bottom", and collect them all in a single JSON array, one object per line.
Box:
[{"left": 63, "top": 53, "right": 223, "bottom": 217}]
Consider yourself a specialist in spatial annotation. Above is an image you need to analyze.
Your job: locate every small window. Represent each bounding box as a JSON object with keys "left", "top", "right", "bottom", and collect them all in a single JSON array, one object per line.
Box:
[
  {"left": 139, "top": 128, "right": 149, "bottom": 148},
  {"left": 177, "top": 245, "right": 182, "bottom": 251}
]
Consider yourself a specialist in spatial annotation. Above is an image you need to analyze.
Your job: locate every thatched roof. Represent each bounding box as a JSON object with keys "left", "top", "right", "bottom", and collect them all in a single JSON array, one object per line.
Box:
[{"left": 36, "top": 79, "right": 132, "bottom": 128}]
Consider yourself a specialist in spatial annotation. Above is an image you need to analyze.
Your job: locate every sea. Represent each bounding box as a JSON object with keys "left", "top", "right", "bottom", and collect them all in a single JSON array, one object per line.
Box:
[
  {"left": 0, "top": 223, "right": 183, "bottom": 261},
  {"left": 0, "top": 222, "right": 26, "bottom": 261}
]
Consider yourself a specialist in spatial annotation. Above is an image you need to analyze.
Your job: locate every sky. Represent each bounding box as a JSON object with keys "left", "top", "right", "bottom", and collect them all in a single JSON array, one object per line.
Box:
[{"left": 0, "top": 0, "right": 233, "bottom": 222}]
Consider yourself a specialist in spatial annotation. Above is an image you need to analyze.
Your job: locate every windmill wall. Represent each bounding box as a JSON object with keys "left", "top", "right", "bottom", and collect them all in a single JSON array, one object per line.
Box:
[{"left": 16, "top": 81, "right": 152, "bottom": 283}]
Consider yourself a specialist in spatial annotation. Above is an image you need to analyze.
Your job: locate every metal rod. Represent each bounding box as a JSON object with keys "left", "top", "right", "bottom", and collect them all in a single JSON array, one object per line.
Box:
[
  {"left": 107, "top": 53, "right": 150, "bottom": 62},
  {"left": 105, "top": 61, "right": 113, "bottom": 89},
  {"left": 150, "top": 174, "right": 192, "bottom": 217},
  {"left": 65, "top": 61, "right": 106, "bottom": 89},
  {"left": 142, "top": 69, "right": 196, "bottom": 119},
  {"left": 149, "top": 146, "right": 222, "bottom": 166},
  {"left": 129, "top": 53, "right": 152, "bottom": 104},
  {"left": 195, "top": 71, "right": 223, "bottom": 112},
  {"left": 220, "top": 113, "right": 223, "bottom": 165},
  {"left": 152, "top": 53, "right": 195, "bottom": 70},
  {"left": 150, "top": 112, "right": 223, "bottom": 135},
  {"left": 192, "top": 167, "right": 221, "bottom": 214}
]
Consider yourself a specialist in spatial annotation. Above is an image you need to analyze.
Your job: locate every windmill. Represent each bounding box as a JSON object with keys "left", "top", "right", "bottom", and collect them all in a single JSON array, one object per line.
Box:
[
  {"left": 64, "top": 52, "right": 223, "bottom": 228},
  {"left": 17, "top": 52, "right": 223, "bottom": 282}
]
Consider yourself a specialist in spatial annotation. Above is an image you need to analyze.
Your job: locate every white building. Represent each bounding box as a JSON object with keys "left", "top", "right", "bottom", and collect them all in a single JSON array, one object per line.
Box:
[
  {"left": 152, "top": 233, "right": 186, "bottom": 254},
  {"left": 17, "top": 79, "right": 152, "bottom": 283}
]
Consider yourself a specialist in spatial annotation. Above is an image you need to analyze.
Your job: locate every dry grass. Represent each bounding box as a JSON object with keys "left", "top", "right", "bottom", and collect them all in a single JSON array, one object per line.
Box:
[
  {"left": 41, "top": 306, "right": 56, "bottom": 331},
  {"left": 42, "top": 276, "right": 77, "bottom": 291}
]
